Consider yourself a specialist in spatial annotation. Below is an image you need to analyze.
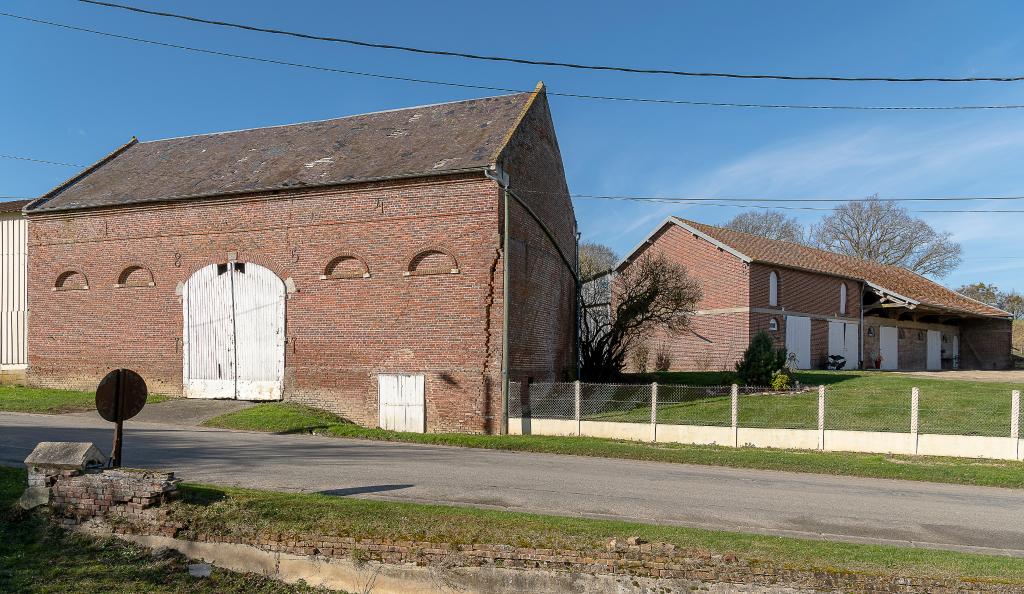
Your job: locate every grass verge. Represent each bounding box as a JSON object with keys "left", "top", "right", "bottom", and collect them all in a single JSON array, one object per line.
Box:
[
  {"left": 153, "top": 472, "right": 1024, "bottom": 584},
  {"left": 0, "top": 467, "right": 326, "bottom": 593},
  {"left": 203, "top": 402, "right": 1024, "bottom": 489},
  {"left": 0, "top": 384, "right": 167, "bottom": 414}
]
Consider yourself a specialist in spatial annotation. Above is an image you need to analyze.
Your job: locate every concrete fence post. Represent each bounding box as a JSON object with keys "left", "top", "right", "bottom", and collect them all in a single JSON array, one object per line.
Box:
[
  {"left": 574, "top": 380, "right": 582, "bottom": 436},
  {"left": 731, "top": 384, "right": 739, "bottom": 448},
  {"left": 911, "top": 387, "right": 920, "bottom": 455},
  {"left": 1011, "top": 390, "right": 1020, "bottom": 440},
  {"left": 650, "top": 382, "right": 658, "bottom": 442},
  {"left": 818, "top": 385, "right": 826, "bottom": 451}
]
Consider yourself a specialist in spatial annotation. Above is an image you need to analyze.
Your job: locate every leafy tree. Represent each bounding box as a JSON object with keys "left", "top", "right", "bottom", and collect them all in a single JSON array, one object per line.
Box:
[
  {"left": 735, "top": 331, "right": 787, "bottom": 386},
  {"left": 811, "top": 196, "right": 961, "bottom": 277},
  {"left": 956, "top": 282, "right": 1024, "bottom": 319},
  {"left": 956, "top": 282, "right": 1001, "bottom": 306},
  {"left": 579, "top": 252, "right": 702, "bottom": 382},
  {"left": 724, "top": 210, "right": 805, "bottom": 243}
]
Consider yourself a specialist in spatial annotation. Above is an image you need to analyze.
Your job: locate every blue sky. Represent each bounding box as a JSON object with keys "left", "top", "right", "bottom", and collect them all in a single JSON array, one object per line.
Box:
[{"left": 3, "top": 1, "right": 1024, "bottom": 291}]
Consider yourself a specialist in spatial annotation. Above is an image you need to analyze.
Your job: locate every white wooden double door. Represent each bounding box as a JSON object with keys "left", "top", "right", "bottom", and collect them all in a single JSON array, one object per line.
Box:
[{"left": 183, "top": 262, "right": 285, "bottom": 401}]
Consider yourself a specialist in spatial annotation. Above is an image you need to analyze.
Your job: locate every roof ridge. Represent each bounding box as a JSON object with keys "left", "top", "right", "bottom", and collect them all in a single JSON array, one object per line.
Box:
[{"left": 140, "top": 91, "right": 532, "bottom": 144}]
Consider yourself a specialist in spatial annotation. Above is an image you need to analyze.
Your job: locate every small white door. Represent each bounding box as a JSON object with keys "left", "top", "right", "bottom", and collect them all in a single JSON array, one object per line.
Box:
[
  {"left": 378, "top": 374, "right": 425, "bottom": 432},
  {"left": 827, "top": 321, "right": 859, "bottom": 369},
  {"left": 828, "top": 321, "right": 845, "bottom": 359},
  {"left": 879, "top": 326, "right": 899, "bottom": 370},
  {"left": 183, "top": 264, "right": 236, "bottom": 399},
  {"left": 785, "top": 316, "right": 811, "bottom": 369},
  {"left": 233, "top": 263, "right": 286, "bottom": 401},
  {"left": 926, "top": 330, "right": 942, "bottom": 371}
]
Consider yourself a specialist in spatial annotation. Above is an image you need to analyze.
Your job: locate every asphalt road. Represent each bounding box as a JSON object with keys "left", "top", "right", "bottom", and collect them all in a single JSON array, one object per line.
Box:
[{"left": 2, "top": 412, "right": 1022, "bottom": 557}]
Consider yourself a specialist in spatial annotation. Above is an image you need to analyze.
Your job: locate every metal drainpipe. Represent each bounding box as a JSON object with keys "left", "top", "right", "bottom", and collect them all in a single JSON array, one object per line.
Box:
[{"left": 485, "top": 167, "right": 511, "bottom": 435}]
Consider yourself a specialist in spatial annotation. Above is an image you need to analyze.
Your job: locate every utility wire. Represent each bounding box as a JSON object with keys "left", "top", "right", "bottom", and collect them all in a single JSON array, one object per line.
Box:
[
  {"left": 76, "top": 0, "right": 1024, "bottom": 84},
  {"left": 6, "top": 12, "right": 1024, "bottom": 112},
  {"left": 5, "top": 152, "right": 1024, "bottom": 212},
  {"left": 4, "top": 152, "right": 1024, "bottom": 214}
]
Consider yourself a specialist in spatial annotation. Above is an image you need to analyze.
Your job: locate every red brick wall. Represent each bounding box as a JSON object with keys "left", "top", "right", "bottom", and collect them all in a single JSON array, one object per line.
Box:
[
  {"left": 623, "top": 223, "right": 750, "bottom": 372},
  {"left": 959, "top": 317, "right": 1013, "bottom": 370},
  {"left": 28, "top": 174, "right": 517, "bottom": 433},
  {"left": 500, "top": 90, "right": 577, "bottom": 382}
]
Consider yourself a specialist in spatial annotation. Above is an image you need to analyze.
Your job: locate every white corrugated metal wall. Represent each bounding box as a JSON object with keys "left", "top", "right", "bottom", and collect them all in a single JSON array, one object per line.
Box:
[{"left": 0, "top": 212, "right": 28, "bottom": 368}]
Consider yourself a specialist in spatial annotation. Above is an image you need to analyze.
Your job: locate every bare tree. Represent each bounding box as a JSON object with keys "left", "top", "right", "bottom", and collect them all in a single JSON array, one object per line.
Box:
[
  {"left": 724, "top": 210, "right": 805, "bottom": 243},
  {"left": 1001, "top": 291, "right": 1024, "bottom": 320},
  {"left": 811, "top": 196, "right": 962, "bottom": 277},
  {"left": 579, "top": 242, "right": 618, "bottom": 281},
  {"left": 579, "top": 252, "right": 702, "bottom": 381}
]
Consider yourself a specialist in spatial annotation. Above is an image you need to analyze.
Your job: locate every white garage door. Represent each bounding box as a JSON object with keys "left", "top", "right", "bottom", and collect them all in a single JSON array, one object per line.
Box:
[
  {"left": 379, "top": 374, "right": 425, "bottom": 432},
  {"left": 879, "top": 326, "right": 899, "bottom": 370},
  {"left": 183, "top": 262, "right": 285, "bottom": 401},
  {"left": 785, "top": 316, "right": 812, "bottom": 369}
]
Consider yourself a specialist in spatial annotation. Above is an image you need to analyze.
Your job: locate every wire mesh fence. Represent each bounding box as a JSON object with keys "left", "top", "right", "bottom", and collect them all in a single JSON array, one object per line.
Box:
[
  {"left": 509, "top": 380, "right": 1022, "bottom": 438},
  {"left": 918, "top": 385, "right": 1017, "bottom": 437},
  {"left": 656, "top": 385, "right": 733, "bottom": 427},
  {"left": 737, "top": 386, "right": 817, "bottom": 430},
  {"left": 826, "top": 389, "right": 911, "bottom": 433}
]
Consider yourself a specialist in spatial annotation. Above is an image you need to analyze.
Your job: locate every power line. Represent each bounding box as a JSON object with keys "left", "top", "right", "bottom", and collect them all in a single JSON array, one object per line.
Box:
[
  {"left": 6, "top": 12, "right": 1024, "bottom": 112},
  {"left": 77, "top": 0, "right": 1024, "bottom": 84},
  {"left": 5, "top": 152, "right": 1024, "bottom": 213}
]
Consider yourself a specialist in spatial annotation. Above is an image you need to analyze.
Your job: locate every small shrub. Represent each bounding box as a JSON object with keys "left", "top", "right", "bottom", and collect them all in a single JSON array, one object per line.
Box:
[
  {"left": 735, "top": 331, "right": 787, "bottom": 386},
  {"left": 770, "top": 370, "right": 791, "bottom": 391},
  {"left": 654, "top": 347, "right": 672, "bottom": 372},
  {"left": 630, "top": 343, "right": 651, "bottom": 373}
]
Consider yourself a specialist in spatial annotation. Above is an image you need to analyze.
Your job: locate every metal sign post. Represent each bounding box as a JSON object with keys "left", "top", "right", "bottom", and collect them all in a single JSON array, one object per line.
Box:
[{"left": 95, "top": 369, "right": 148, "bottom": 468}]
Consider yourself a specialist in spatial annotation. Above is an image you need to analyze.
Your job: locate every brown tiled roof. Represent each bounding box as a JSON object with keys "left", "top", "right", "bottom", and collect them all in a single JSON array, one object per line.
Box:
[
  {"left": 675, "top": 218, "right": 1009, "bottom": 319},
  {"left": 28, "top": 90, "right": 538, "bottom": 213},
  {"left": 0, "top": 199, "right": 29, "bottom": 214}
]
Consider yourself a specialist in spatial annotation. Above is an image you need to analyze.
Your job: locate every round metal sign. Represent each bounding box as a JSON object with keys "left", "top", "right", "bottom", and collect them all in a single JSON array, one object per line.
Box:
[{"left": 95, "top": 369, "right": 148, "bottom": 423}]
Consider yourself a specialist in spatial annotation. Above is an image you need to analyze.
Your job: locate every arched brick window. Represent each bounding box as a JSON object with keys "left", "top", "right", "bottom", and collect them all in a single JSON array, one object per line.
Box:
[
  {"left": 321, "top": 255, "right": 370, "bottom": 280},
  {"left": 768, "top": 270, "right": 779, "bottom": 306},
  {"left": 404, "top": 249, "right": 459, "bottom": 277},
  {"left": 768, "top": 318, "right": 779, "bottom": 332},
  {"left": 839, "top": 282, "right": 848, "bottom": 314},
  {"left": 115, "top": 265, "right": 155, "bottom": 288},
  {"left": 54, "top": 270, "right": 89, "bottom": 291}
]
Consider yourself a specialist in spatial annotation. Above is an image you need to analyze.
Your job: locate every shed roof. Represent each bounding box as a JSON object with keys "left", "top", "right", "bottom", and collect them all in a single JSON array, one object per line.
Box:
[
  {"left": 622, "top": 217, "right": 1009, "bottom": 319},
  {"left": 0, "top": 199, "right": 30, "bottom": 214},
  {"left": 28, "top": 89, "right": 539, "bottom": 213}
]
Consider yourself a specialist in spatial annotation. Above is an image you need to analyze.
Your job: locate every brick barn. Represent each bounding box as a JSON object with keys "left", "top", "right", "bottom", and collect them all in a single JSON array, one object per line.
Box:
[
  {"left": 23, "top": 84, "right": 577, "bottom": 433},
  {"left": 618, "top": 217, "right": 1012, "bottom": 372}
]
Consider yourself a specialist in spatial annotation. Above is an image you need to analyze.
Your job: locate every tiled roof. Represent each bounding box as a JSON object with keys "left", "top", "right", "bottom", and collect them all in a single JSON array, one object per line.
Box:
[
  {"left": 675, "top": 218, "right": 1009, "bottom": 319},
  {"left": 28, "top": 90, "right": 539, "bottom": 213},
  {"left": 0, "top": 199, "right": 29, "bottom": 214}
]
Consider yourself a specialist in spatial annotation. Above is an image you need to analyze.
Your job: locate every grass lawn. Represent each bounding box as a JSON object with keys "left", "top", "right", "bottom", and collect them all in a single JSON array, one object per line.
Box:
[
  {"left": 587, "top": 370, "right": 1023, "bottom": 436},
  {"left": 0, "top": 467, "right": 328, "bottom": 593},
  {"left": 0, "top": 384, "right": 168, "bottom": 414},
  {"left": 104, "top": 469, "right": 1024, "bottom": 585},
  {"left": 203, "top": 402, "right": 1024, "bottom": 489}
]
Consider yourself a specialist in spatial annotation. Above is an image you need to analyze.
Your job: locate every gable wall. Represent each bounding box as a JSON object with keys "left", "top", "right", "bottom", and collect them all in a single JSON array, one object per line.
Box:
[
  {"left": 623, "top": 223, "right": 750, "bottom": 372},
  {"left": 499, "top": 92, "right": 578, "bottom": 384}
]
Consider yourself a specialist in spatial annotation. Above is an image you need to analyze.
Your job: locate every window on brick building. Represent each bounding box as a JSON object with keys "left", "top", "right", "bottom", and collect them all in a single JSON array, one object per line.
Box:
[
  {"left": 405, "top": 249, "right": 459, "bottom": 276},
  {"left": 769, "top": 271, "right": 779, "bottom": 306},
  {"left": 321, "top": 255, "right": 370, "bottom": 280},
  {"left": 839, "top": 283, "right": 848, "bottom": 315},
  {"left": 54, "top": 270, "right": 88, "bottom": 291},
  {"left": 115, "top": 265, "right": 155, "bottom": 288},
  {"left": 768, "top": 318, "right": 778, "bottom": 332}
]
